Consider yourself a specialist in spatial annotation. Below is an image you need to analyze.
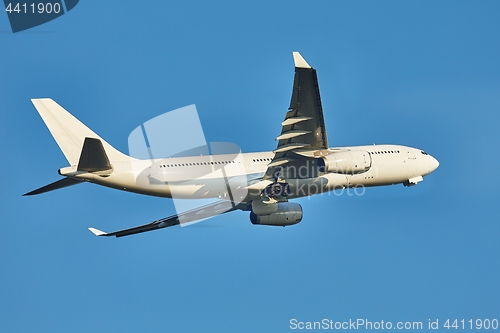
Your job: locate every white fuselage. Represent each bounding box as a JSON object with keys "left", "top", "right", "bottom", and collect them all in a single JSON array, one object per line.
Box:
[
  {"left": 28, "top": 53, "right": 441, "bottom": 236},
  {"left": 61, "top": 144, "right": 439, "bottom": 201}
]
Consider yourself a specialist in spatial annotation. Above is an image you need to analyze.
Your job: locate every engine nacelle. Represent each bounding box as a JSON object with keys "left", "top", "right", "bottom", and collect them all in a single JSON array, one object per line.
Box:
[
  {"left": 250, "top": 202, "right": 303, "bottom": 226},
  {"left": 319, "top": 150, "right": 371, "bottom": 174}
]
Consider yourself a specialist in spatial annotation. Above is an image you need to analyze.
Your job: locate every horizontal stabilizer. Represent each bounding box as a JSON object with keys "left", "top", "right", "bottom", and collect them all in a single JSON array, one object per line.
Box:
[
  {"left": 23, "top": 177, "right": 83, "bottom": 196},
  {"left": 77, "top": 137, "right": 112, "bottom": 172}
]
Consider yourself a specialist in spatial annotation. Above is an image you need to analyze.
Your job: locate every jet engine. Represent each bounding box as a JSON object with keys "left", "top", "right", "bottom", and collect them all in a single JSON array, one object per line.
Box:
[
  {"left": 250, "top": 202, "right": 303, "bottom": 226},
  {"left": 319, "top": 150, "right": 371, "bottom": 174}
]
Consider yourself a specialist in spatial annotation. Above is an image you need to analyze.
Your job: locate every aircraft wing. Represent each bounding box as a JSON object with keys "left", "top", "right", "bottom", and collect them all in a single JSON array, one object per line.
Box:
[
  {"left": 265, "top": 52, "right": 328, "bottom": 179},
  {"left": 88, "top": 200, "right": 246, "bottom": 237}
]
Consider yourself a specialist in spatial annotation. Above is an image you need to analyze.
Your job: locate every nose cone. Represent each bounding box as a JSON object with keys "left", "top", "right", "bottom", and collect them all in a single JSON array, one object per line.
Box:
[{"left": 430, "top": 156, "right": 439, "bottom": 173}]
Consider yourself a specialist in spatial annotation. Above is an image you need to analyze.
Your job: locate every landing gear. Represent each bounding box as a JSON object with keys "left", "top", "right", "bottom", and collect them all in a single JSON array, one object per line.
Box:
[
  {"left": 281, "top": 183, "right": 291, "bottom": 197},
  {"left": 263, "top": 182, "right": 291, "bottom": 198},
  {"left": 263, "top": 166, "right": 291, "bottom": 198}
]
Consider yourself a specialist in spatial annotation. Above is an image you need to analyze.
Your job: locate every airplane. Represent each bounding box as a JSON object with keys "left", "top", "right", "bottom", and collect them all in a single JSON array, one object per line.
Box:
[{"left": 25, "top": 52, "right": 439, "bottom": 237}]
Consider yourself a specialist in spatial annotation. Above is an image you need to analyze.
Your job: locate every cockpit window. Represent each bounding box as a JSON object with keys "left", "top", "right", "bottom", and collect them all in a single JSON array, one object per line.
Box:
[{"left": 421, "top": 151, "right": 429, "bottom": 155}]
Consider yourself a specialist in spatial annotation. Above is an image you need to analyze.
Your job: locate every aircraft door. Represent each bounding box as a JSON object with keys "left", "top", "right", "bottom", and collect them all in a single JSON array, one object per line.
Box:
[{"left": 406, "top": 149, "right": 416, "bottom": 159}]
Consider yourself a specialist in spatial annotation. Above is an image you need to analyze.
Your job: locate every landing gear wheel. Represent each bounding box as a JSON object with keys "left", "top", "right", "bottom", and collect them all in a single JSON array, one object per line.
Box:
[
  {"left": 263, "top": 182, "right": 290, "bottom": 198},
  {"left": 281, "top": 183, "right": 291, "bottom": 197}
]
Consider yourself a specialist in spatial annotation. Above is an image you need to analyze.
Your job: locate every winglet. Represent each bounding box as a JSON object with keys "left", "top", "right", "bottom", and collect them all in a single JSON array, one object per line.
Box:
[
  {"left": 292, "top": 52, "right": 311, "bottom": 68},
  {"left": 88, "top": 227, "right": 107, "bottom": 236}
]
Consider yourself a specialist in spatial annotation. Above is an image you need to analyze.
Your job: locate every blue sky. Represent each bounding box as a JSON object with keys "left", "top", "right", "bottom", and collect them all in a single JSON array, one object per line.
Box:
[{"left": 1, "top": 1, "right": 499, "bottom": 332}]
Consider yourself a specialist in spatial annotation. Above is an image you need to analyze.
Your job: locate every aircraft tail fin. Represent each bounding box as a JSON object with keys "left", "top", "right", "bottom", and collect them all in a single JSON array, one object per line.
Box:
[{"left": 31, "top": 98, "right": 129, "bottom": 166}]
